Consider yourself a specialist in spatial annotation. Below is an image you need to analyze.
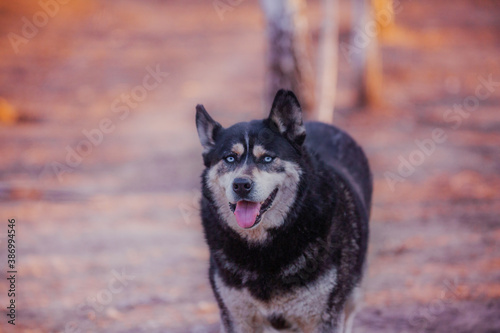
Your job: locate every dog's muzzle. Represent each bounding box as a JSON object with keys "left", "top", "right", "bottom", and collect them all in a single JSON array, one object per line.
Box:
[{"left": 229, "top": 188, "right": 279, "bottom": 229}]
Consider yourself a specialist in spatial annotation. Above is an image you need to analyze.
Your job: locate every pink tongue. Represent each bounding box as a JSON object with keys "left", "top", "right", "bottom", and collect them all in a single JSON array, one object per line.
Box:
[{"left": 234, "top": 201, "right": 261, "bottom": 229}]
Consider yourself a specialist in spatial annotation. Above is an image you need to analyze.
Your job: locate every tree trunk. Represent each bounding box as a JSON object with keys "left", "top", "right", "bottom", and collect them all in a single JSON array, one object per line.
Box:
[
  {"left": 259, "top": 0, "right": 316, "bottom": 116},
  {"left": 315, "top": 0, "right": 339, "bottom": 123},
  {"left": 352, "top": 0, "right": 383, "bottom": 107},
  {"left": 373, "top": 0, "right": 395, "bottom": 39}
]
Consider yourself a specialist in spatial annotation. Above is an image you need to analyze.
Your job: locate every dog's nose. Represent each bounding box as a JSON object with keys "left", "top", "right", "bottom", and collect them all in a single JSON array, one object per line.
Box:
[{"left": 233, "top": 178, "right": 253, "bottom": 197}]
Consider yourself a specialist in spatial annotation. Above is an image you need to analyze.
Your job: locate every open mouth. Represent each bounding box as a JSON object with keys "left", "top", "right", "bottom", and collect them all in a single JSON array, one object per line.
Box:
[{"left": 229, "top": 188, "right": 278, "bottom": 229}]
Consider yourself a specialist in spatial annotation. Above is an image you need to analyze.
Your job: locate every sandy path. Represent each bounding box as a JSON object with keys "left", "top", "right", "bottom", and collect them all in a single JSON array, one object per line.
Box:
[{"left": 0, "top": 0, "right": 499, "bottom": 332}]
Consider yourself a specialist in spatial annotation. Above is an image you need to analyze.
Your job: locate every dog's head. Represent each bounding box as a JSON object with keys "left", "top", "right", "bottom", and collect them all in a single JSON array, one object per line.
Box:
[{"left": 196, "top": 90, "right": 306, "bottom": 242}]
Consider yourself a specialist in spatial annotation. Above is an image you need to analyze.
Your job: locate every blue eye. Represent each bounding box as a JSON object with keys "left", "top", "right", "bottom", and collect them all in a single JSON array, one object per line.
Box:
[
  {"left": 263, "top": 156, "right": 274, "bottom": 163},
  {"left": 225, "top": 156, "right": 236, "bottom": 163}
]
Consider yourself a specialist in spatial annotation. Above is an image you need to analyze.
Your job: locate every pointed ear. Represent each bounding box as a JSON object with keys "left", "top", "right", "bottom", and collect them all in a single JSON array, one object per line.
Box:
[
  {"left": 196, "top": 104, "right": 222, "bottom": 152},
  {"left": 268, "top": 89, "right": 306, "bottom": 146}
]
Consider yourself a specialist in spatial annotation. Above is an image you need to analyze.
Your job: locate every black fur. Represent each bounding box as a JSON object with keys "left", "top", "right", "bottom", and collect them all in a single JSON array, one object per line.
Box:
[
  {"left": 197, "top": 89, "right": 372, "bottom": 331},
  {"left": 268, "top": 314, "right": 292, "bottom": 329},
  {"left": 268, "top": 89, "right": 306, "bottom": 147}
]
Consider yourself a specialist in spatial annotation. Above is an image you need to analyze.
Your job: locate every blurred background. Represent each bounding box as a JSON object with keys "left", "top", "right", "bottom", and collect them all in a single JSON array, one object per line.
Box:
[{"left": 0, "top": 0, "right": 499, "bottom": 332}]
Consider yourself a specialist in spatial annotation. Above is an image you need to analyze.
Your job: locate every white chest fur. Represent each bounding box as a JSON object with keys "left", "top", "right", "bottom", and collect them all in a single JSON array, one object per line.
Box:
[{"left": 214, "top": 268, "right": 338, "bottom": 332}]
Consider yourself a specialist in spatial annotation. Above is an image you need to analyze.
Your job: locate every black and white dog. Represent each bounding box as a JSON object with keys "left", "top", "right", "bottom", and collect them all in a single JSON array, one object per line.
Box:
[{"left": 195, "top": 90, "right": 372, "bottom": 332}]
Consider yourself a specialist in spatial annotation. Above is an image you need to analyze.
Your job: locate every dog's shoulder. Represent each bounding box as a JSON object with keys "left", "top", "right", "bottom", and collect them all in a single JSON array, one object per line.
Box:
[{"left": 304, "top": 121, "right": 373, "bottom": 217}]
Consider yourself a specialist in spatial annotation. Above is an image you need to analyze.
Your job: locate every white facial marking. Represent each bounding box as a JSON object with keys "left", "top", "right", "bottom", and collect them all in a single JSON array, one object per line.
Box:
[
  {"left": 252, "top": 145, "right": 267, "bottom": 159},
  {"left": 244, "top": 131, "right": 250, "bottom": 164},
  {"left": 249, "top": 160, "right": 302, "bottom": 231},
  {"left": 206, "top": 157, "right": 302, "bottom": 243},
  {"left": 232, "top": 143, "right": 244, "bottom": 156}
]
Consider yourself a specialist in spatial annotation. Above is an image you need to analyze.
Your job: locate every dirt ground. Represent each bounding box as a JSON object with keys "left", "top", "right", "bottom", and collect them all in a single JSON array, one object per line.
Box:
[{"left": 0, "top": 0, "right": 499, "bottom": 332}]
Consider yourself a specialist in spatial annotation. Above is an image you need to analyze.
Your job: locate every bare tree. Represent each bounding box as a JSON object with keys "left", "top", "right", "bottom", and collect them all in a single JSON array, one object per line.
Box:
[
  {"left": 315, "top": 0, "right": 339, "bottom": 123},
  {"left": 260, "top": 0, "right": 390, "bottom": 120},
  {"left": 259, "top": 0, "right": 316, "bottom": 116},
  {"left": 351, "top": 0, "right": 383, "bottom": 107}
]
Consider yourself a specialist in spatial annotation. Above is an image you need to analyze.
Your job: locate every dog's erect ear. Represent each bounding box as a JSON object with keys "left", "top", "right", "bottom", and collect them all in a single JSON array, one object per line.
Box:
[
  {"left": 196, "top": 104, "right": 222, "bottom": 152},
  {"left": 268, "top": 89, "right": 306, "bottom": 146}
]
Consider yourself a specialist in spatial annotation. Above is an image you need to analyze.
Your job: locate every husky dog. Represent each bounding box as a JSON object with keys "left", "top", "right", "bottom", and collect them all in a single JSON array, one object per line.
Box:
[{"left": 195, "top": 90, "right": 372, "bottom": 332}]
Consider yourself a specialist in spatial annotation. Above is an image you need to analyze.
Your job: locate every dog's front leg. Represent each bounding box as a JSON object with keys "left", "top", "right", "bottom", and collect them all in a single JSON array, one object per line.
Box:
[{"left": 212, "top": 272, "right": 266, "bottom": 333}]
